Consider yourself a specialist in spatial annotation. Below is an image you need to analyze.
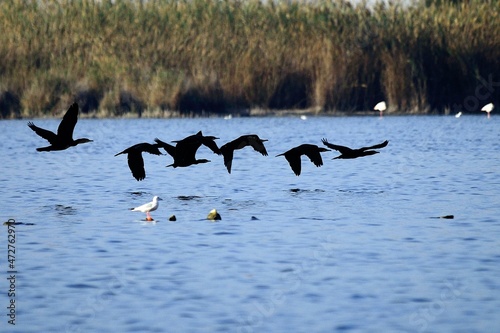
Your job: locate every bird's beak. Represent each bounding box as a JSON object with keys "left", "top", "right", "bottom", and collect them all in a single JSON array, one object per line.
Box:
[{"left": 261, "top": 139, "right": 268, "bottom": 142}]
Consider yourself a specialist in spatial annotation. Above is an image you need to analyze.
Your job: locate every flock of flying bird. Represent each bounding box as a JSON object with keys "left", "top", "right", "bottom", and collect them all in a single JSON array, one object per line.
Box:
[
  {"left": 27, "top": 101, "right": 492, "bottom": 220},
  {"left": 27, "top": 103, "right": 391, "bottom": 180}
]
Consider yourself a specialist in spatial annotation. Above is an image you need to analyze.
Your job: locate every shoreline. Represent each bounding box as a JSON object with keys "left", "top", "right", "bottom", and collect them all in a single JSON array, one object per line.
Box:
[{"left": 1, "top": 108, "right": 481, "bottom": 120}]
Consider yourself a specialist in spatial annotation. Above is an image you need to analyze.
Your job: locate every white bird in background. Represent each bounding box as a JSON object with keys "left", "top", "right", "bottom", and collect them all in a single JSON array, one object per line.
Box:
[
  {"left": 374, "top": 101, "right": 386, "bottom": 117},
  {"left": 455, "top": 111, "right": 462, "bottom": 118},
  {"left": 481, "top": 103, "right": 494, "bottom": 118},
  {"left": 130, "top": 196, "right": 162, "bottom": 221}
]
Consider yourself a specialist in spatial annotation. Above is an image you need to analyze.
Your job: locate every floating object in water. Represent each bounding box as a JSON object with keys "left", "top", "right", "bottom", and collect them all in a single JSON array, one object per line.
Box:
[
  {"left": 155, "top": 131, "right": 221, "bottom": 168},
  {"left": 251, "top": 216, "right": 259, "bottom": 220},
  {"left": 130, "top": 196, "right": 162, "bottom": 221},
  {"left": 169, "top": 215, "right": 177, "bottom": 221},
  {"left": 28, "top": 103, "right": 93, "bottom": 152},
  {"left": 430, "top": 215, "right": 454, "bottom": 219},
  {"left": 220, "top": 134, "right": 268, "bottom": 173},
  {"left": 300, "top": 115, "right": 308, "bottom": 120},
  {"left": 481, "top": 103, "right": 494, "bottom": 118},
  {"left": 321, "top": 138, "right": 389, "bottom": 159},
  {"left": 207, "top": 209, "right": 221, "bottom": 221},
  {"left": 455, "top": 111, "right": 462, "bottom": 118},
  {"left": 3, "top": 218, "right": 35, "bottom": 226},
  {"left": 115, "top": 143, "right": 163, "bottom": 181},
  {"left": 374, "top": 101, "right": 386, "bottom": 117},
  {"left": 276, "top": 144, "right": 330, "bottom": 176}
]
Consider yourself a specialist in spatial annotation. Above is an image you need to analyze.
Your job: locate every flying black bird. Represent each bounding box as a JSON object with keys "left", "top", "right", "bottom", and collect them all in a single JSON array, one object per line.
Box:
[
  {"left": 220, "top": 134, "right": 268, "bottom": 173},
  {"left": 321, "top": 139, "right": 389, "bottom": 159},
  {"left": 155, "top": 131, "right": 221, "bottom": 168},
  {"left": 276, "top": 144, "right": 330, "bottom": 176},
  {"left": 115, "top": 143, "right": 163, "bottom": 181},
  {"left": 27, "top": 103, "right": 93, "bottom": 151}
]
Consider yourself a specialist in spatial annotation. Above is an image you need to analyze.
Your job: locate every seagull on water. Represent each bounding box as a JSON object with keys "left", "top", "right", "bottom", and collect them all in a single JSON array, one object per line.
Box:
[
  {"left": 220, "top": 134, "right": 268, "bottom": 173},
  {"left": 321, "top": 139, "right": 389, "bottom": 159},
  {"left": 27, "top": 103, "right": 93, "bottom": 151},
  {"left": 276, "top": 144, "right": 330, "bottom": 176},
  {"left": 115, "top": 142, "right": 163, "bottom": 181},
  {"left": 130, "top": 196, "right": 162, "bottom": 221},
  {"left": 481, "top": 103, "right": 494, "bottom": 118}
]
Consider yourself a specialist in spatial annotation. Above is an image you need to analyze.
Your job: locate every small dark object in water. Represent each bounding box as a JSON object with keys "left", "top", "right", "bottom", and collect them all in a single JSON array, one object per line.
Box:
[
  {"left": 251, "top": 216, "right": 259, "bottom": 220},
  {"left": 169, "top": 215, "right": 177, "bottom": 221},
  {"left": 276, "top": 144, "right": 330, "bottom": 176},
  {"left": 28, "top": 103, "right": 93, "bottom": 151},
  {"left": 321, "top": 138, "right": 389, "bottom": 159},
  {"left": 429, "top": 215, "right": 455, "bottom": 219},
  {"left": 220, "top": 134, "right": 268, "bottom": 173},
  {"left": 3, "top": 219, "right": 35, "bottom": 226},
  {"left": 115, "top": 142, "right": 163, "bottom": 181}
]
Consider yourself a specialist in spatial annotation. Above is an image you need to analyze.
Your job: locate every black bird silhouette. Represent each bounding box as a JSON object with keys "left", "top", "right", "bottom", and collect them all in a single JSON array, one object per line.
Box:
[
  {"left": 27, "top": 103, "right": 92, "bottom": 151},
  {"left": 220, "top": 134, "right": 268, "bottom": 173},
  {"left": 155, "top": 131, "right": 221, "bottom": 168},
  {"left": 321, "top": 139, "right": 389, "bottom": 159},
  {"left": 115, "top": 143, "right": 163, "bottom": 181},
  {"left": 276, "top": 144, "right": 330, "bottom": 176}
]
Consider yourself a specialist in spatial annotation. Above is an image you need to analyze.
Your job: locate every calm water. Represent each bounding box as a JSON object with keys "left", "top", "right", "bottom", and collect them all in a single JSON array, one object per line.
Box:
[{"left": 1, "top": 115, "right": 499, "bottom": 333}]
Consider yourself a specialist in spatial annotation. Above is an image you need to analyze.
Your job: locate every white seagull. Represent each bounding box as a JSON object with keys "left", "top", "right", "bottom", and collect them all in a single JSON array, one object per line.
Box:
[
  {"left": 130, "top": 196, "right": 162, "bottom": 221},
  {"left": 481, "top": 103, "right": 494, "bottom": 118},
  {"left": 374, "top": 101, "right": 386, "bottom": 117}
]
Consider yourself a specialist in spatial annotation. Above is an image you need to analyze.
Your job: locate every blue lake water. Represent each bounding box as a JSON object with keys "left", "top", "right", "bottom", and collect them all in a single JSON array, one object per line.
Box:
[{"left": 1, "top": 115, "right": 500, "bottom": 332}]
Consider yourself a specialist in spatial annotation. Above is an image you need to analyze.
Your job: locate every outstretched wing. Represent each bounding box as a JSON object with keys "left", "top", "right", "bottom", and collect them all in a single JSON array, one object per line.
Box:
[
  {"left": 57, "top": 103, "right": 79, "bottom": 141},
  {"left": 249, "top": 136, "right": 268, "bottom": 156},
  {"left": 285, "top": 153, "right": 301, "bottom": 176},
  {"left": 202, "top": 138, "right": 221, "bottom": 155},
  {"left": 220, "top": 144, "right": 234, "bottom": 174},
  {"left": 154, "top": 138, "right": 176, "bottom": 157},
  {"left": 127, "top": 151, "right": 146, "bottom": 181},
  {"left": 28, "top": 122, "right": 58, "bottom": 144},
  {"left": 303, "top": 148, "right": 324, "bottom": 167},
  {"left": 321, "top": 138, "right": 353, "bottom": 154},
  {"left": 359, "top": 140, "right": 389, "bottom": 151}
]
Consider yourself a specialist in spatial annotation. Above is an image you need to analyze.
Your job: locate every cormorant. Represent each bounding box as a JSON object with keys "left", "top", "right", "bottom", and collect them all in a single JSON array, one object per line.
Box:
[
  {"left": 155, "top": 131, "right": 221, "bottom": 168},
  {"left": 27, "top": 103, "right": 93, "bottom": 151},
  {"left": 220, "top": 134, "right": 268, "bottom": 173},
  {"left": 276, "top": 144, "right": 330, "bottom": 176},
  {"left": 130, "top": 196, "right": 162, "bottom": 221},
  {"left": 321, "top": 139, "right": 389, "bottom": 159},
  {"left": 115, "top": 143, "right": 163, "bottom": 181}
]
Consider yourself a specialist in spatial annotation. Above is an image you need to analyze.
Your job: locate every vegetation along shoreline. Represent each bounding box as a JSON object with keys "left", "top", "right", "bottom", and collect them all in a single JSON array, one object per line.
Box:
[{"left": 0, "top": 0, "right": 498, "bottom": 119}]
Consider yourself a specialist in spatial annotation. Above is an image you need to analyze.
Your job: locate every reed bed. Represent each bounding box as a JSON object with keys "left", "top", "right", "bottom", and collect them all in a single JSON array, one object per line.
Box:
[{"left": 0, "top": 0, "right": 498, "bottom": 118}]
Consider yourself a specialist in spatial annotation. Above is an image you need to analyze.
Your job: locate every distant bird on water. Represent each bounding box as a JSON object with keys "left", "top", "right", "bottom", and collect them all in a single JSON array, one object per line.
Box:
[
  {"left": 115, "top": 143, "right": 163, "bottom": 181},
  {"left": 481, "top": 103, "right": 494, "bottom": 118},
  {"left": 155, "top": 131, "right": 221, "bottom": 168},
  {"left": 374, "top": 101, "right": 386, "bottom": 117},
  {"left": 276, "top": 144, "right": 330, "bottom": 176},
  {"left": 321, "top": 139, "right": 389, "bottom": 159},
  {"left": 27, "top": 103, "right": 93, "bottom": 151},
  {"left": 131, "top": 196, "right": 162, "bottom": 221},
  {"left": 220, "top": 134, "right": 268, "bottom": 173}
]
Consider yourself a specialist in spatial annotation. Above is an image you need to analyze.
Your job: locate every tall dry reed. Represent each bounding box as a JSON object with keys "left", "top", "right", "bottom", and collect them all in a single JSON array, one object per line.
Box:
[{"left": 0, "top": 0, "right": 498, "bottom": 117}]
